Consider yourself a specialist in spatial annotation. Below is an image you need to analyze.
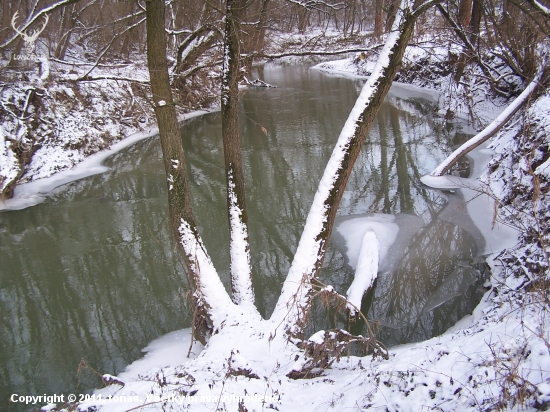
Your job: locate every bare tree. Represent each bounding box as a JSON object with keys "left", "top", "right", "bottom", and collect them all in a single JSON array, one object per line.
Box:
[
  {"left": 145, "top": 0, "right": 440, "bottom": 351},
  {"left": 145, "top": 0, "right": 235, "bottom": 344}
]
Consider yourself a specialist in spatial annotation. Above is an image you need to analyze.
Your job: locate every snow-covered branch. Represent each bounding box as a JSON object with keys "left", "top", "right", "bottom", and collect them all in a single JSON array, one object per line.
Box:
[
  {"left": 221, "top": 0, "right": 257, "bottom": 311},
  {"left": 178, "top": 220, "right": 236, "bottom": 330},
  {"left": 346, "top": 230, "right": 379, "bottom": 315},
  {"left": 285, "top": 0, "right": 345, "bottom": 11},
  {"left": 255, "top": 45, "right": 384, "bottom": 59},
  {"left": 426, "top": 67, "right": 545, "bottom": 178},
  {"left": 176, "top": 26, "right": 220, "bottom": 73},
  {"left": 226, "top": 172, "right": 256, "bottom": 309},
  {"left": 527, "top": 0, "right": 550, "bottom": 17},
  {"left": 64, "top": 75, "right": 149, "bottom": 84}
]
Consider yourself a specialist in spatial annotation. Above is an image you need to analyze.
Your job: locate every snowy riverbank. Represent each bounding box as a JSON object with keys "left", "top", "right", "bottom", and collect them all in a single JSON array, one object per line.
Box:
[{"left": 0, "top": 109, "right": 210, "bottom": 211}]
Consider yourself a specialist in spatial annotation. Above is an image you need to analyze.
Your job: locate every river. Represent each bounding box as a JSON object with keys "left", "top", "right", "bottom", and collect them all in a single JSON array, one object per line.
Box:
[{"left": 0, "top": 63, "right": 489, "bottom": 408}]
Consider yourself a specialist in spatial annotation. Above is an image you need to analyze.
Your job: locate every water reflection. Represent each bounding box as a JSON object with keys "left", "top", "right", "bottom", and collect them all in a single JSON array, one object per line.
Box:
[
  {"left": 0, "top": 63, "right": 482, "bottom": 408},
  {"left": 316, "top": 85, "right": 486, "bottom": 346},
  {"left": 0, "top": 140, "right": 191, "bottom": 409}
]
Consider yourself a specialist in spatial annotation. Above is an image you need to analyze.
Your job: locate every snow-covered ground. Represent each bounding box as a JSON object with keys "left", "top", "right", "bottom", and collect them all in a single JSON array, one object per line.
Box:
[
  {"left": 0, "top": 59, "right": 152, "bottom": 198},
  {"left": 0, "top": 55, "right": 217, "bottom": 201}
]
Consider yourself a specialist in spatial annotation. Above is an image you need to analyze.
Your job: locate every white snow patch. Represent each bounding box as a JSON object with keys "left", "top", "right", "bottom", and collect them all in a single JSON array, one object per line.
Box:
[
  {"left": 337, "top": 214, "right": 399, "bottom": 269},
  {"left": 118, "top": 329, "right": 203, "bottom": 381},
  {"left": 0, "top": 110, "right": 210, "bottom": 211},
  {"left": 346, "top": 230, "right": 379, "bottom": 314}
]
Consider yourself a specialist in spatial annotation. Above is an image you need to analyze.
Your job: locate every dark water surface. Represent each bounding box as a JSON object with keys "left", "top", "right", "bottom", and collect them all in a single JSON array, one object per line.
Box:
[{"left": 0, "top": 63, "right": 486, "bottom": 408}]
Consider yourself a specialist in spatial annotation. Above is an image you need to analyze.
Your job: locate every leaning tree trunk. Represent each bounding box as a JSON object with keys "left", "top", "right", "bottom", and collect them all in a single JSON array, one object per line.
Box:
[
  {"left": 221, "top": 0, "right": 256, "bottom": 309},
  {"left": 145, "top": 0, "right": 234, "bottom": 344},
  {"left": 271, "top": 0, "right": 439, "bottom": 339}
]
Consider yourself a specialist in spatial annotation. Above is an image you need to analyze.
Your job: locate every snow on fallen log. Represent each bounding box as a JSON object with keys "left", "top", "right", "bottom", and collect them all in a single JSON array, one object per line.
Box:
[
  {"left": 346, "top": 230, "right": 380, "bottom": 315},
  {"left": 428, "top": 69, "right": 544, "bottom": 177}
]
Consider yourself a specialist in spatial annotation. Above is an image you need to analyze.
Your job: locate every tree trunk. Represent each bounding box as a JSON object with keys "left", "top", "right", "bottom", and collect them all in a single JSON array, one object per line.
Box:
[
  {"left": 145, "top": 0, "right": 234, "bottom": 344},
  {"left": 458, "top": 0, "right": 473, "bottom": 29},
  {"left": 374, "top": 0, "right": 384, "bottom": 39},
  {"left": 272, "top": 0, "right": 434, "bottom": 339},
  {"left": 253, "top": 0, "right": 271, "bottom": 54},
  {"left": 385, "top": 0, "right": 400, "bottom": 32},
  {"left": 469, "top": 0, "right": 482, "bottom": 46},
  {"left": 221, "top": 0, "right": 256, "bottom": 309},
  {"left": 54, "top": 5, "right": 75, "bottom": 60}
]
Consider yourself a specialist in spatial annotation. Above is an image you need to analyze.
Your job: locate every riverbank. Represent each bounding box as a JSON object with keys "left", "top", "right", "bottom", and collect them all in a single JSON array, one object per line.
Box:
[
  {"left": 0, "top": 58, "right": 217, "bottom": 202},
  {"left": 0, "top": 109, "right": 211, "bottom": 210}
]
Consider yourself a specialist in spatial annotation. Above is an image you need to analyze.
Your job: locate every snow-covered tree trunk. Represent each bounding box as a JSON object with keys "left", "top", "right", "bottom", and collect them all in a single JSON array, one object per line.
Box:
[
  {"left": 426, "top": 67, "right": 545, "bottom": 178},
  {"left": 145, "top": 0, "right": 235, "bottom": 344},
  {"left": 221, "top": 0, "right": 257, "bottom": 309},
  {"left": 270, "top": 0, "right": 438, "bottom": 338}
]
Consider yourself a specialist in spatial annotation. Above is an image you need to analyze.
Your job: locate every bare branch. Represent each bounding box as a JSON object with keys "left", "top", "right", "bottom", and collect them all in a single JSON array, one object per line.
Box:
[
  {"left": 77, "top": 17, "right": 146, "bottom": 80},
  {"left": 254, "top": 45, "right": 384, "bottom": 59},
  {"left": 0, "top": 0, "right": 83, "bottom": 49},
  {"left": 285, "top": 0, "right": 345, "bottom": 11},
  {"left": 526, "top": 0, "right": 550, "bottom": 17},
  {"left": 62, "top": 75, "right": 149, "bottom": 84}
]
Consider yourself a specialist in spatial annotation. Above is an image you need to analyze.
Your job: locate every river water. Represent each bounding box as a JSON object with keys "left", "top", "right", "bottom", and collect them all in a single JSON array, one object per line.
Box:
[{"left": 0, "top": 63, "right": 488, "bottom": 407}]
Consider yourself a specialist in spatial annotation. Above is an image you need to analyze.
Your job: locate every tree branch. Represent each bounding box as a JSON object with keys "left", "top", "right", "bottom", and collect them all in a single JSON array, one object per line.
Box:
[
  {"left": 254, "top": 45, "right": 384, "bottom": 59},
  {"left": 0, "top": 0, "right": 83, "bottom": 49},
  {"left": 425, "top": 66, "right": 545, "bottom": 178}
]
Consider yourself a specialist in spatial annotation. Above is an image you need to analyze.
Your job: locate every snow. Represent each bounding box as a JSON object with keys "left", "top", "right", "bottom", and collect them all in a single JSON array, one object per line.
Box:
[
  {"left": 65, "top": 64, "right": 550, "bottom": 412},
  {"left": 5, "top": 12, "right": 545, "bottom": 412},
  {"left": 177, "top": 219, "right": 238, "bottom": 330},
  {"left": 118, "top": 329, "right": 203, "bottom": 381},
  {"left": 429, "top": 70, "right": 544, "bottom": 177},
  {"left": 336, "top": 213, "right": 399, "bottom": 269},
  {"left": 312, "top": 57, "right": 373, "bottom": 79},
  {"left": 0, "top": 129, "right": 19, "bottom": 192},
  {"left": 422, "top": 147, "right": 519, "bottom": 256},
  {"left": 531, "top": 0, "right": 550, "bottom": 15},
  {"left": 0, "top": 110, "right": 210, "bottom": 211},
  {"left": 346, "top": 230, "right": 379, "bottom": 314},
  {"left": 226, "top": 170, "right": 256, "bottom": 309},
  {"left": 271, "top": 1, "right": 411, "bottom": 331}
]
